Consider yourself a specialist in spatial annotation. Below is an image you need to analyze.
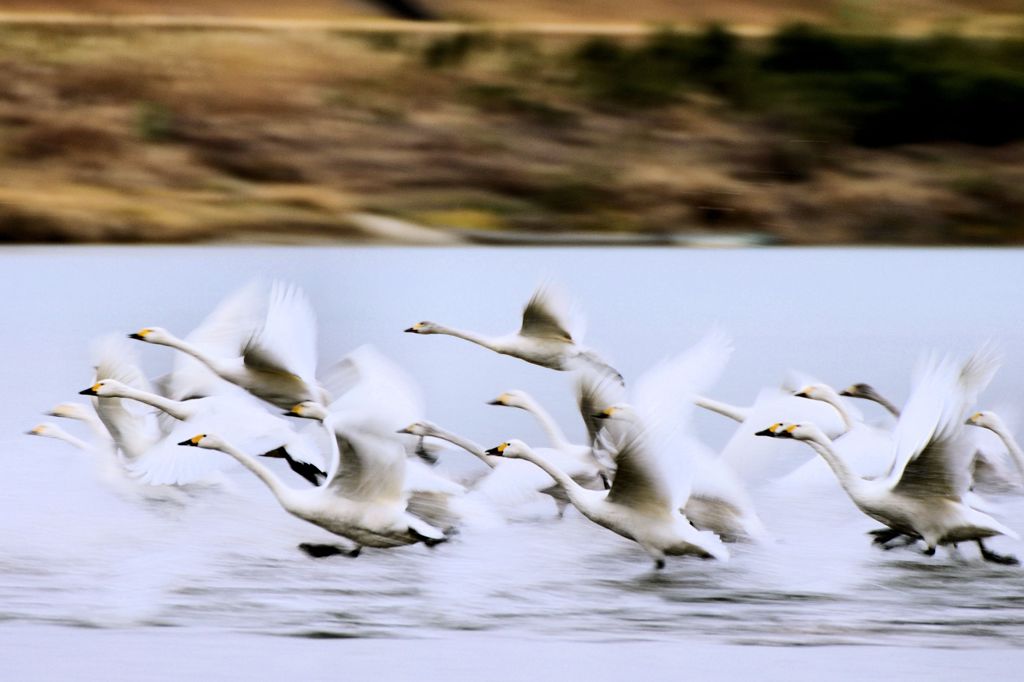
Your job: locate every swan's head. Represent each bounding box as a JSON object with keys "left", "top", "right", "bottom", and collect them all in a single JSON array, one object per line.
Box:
[
  {"left": 26, "top": 422, "right": 57, "bottom": 437},
  {"left": 128, "top": 326, "right": 174, "bottom": 345},
  {"left": 285, "top": 401, "right": 329, "bottom": 422},
  {"left": 177, "top": 433, "right": 225, "bottom": 450},
  {"left": 793, "top": 383, "right": 839, "bottom": 403},
  {"left": 592, "top": 404, "right": 638, "bottom": 422},
  {"left": 839, "top": 383, "right": 876, "bottom": 399},
  {"left": 404, "top": 321, "right": 441, "bottom": 335},
  {"left": 757, "top": 422, "right": 826, "bottom": 443},
  {"left": 78, "top": 379, "right": 131, "bottom": 398},
  {"left": 484, "top": 439, "right": 530, "bottom": 459},
  {"left": 397, "top": 420, "right": 438, "bottom": 437},
  {"left": 753, "top": 422, "right": 785, "bottom": 437},
  {"left": 487, "top": 390, "right": 532, "bottom": 409},
  {"left": 47, "top": 402, "right": 93, "bottom": 421},
  {"left": 967, "top": 410, "right": 1004, "bottom": 431}
]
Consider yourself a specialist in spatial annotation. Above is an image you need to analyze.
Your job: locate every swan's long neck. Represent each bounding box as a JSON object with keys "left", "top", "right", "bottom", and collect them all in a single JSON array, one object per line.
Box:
[
  {"left": 216, "top": 443, "right": 294, "bottom": 505},
  {"left": 819, "top": 394, "right": 855, "bottom": 432},
  {"left": 988, "top": 424, "right": 1024, "bottom": 481},
  {"left": 516, "top": 446, "right": 593, "bottom": 512},
  {"left": 866, "top": 391, "right": 901, "bottom": 418},
  {"left": 518, "top": 398, "right": 573, "bottom": 451},
  {"left": 803, "top": 434, "right": 867, "bottom": 500},
  {"left": 426, "top": 426, "right": 496, "bottom": 468},
  {"left": 694, "top": 395, "right": 749, "bottom": 423},
  {"left": 112, "top": 385, "right": 191, "bottom": 421},
  {"left": 158, "top": 335, "right": 236, "bottom": 382},
  {"left": 434, "top": 325, "right": 504, "bottom": 353},
  {"left": 46, "top": 430, "right": 92, "bottom": 452}
]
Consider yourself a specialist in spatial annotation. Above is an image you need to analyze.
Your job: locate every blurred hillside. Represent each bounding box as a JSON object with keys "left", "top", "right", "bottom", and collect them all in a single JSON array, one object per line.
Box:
[
  {"left": 1, "top": 4, "right": 1024, "bottom": 244},
  {"left": 2, "top": 1, "right": 1022, "bottom": 32}
]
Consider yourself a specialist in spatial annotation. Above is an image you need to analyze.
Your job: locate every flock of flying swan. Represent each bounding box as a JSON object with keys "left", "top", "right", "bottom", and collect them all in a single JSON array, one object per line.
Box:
[{"left": 26, "top": 281, "right": 1024, "bottom": 569}]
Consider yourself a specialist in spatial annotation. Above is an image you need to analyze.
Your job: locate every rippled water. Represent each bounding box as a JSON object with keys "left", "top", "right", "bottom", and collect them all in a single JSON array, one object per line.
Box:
[{"left": 3, "top": 246, "right": 1024, "bottom": 675}]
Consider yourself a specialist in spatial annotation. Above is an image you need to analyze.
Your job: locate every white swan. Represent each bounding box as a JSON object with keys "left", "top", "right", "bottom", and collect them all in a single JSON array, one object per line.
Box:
[
  {"left": 180, "top": 432, "right": 448, "bottom": 555},
  {"left": 487, "top": 436, "right": 728, "bottom": 567},
  {"left": 756, "top": 348, "right": 1019, "bottom": 564},
  {"left": 405, "top": 285, "right": 622, "bottom": 383},
  {"left": 26, "top": 422, "right": 92, "bottom": 452},
  {"left": 488, "top": 389, "right": 611, "bottom": 488},
  {"left": 791, "top": 382, "right": 894, "bottom": 478},
  {"left": 46, "top": 402, "right": 114, "bottom": 451},
  {"left": 130, "top": 281, "right": 327, "bottom": 409},
  {"left": 576, "top": 331, "right": 768, "bottom": 543},
  {"left": 80, "top": 379, "right": 325, "bottom": 486},
  {"left": 967, "top": 411, "right": 1024, "bottom": 485},
  {"left": 398, "top": 419, "right": 606, "bottom": 517}
]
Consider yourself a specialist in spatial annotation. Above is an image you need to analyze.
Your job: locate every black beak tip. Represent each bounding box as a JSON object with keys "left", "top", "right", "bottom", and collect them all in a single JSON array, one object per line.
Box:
[
  {"left": 794, "top": 392, "right": 809, "bottom": 399},
  {"left": 485, "top": 447, "right": 502, "bottom": 457},
  {"left": 78, "top": 388, "right": 95, "bottom": 396},
  {"left": 128, "top": 333, "right": 144, "bottom": 340},
  {"left": 404, "top": 327, "right": 417, "bottom": 333},
  {"left": 754, "top": 428, "right": 773, "bottom": 437},
  {"left": 838, "top": 390, "right": 852, "bottom": 396},
  {"left": 178, "top": 438, "right": 197, "bottom": 446},
  {"left": 486, "top": 399, "right": 502, "bottom": 406},
  {"left": 592, "top": 412, "right": 609, "bottom": 420},
  {"left": 283, "top": 410, "right": 298, "bottom": 417}
]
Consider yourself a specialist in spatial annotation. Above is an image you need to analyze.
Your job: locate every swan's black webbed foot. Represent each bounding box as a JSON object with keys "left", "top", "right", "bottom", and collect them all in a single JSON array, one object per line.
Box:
[
  {"left": 978, "top": 540, "right": 1019, "bottom": 566},
  {"left": 410, "top": 528, "right": 447, "bottom": 548},
  {"left": 299, "top": 543, "right": 360, "bottom": 558},
  {"left": 868, "top": 528, "right": 903, "bottom": 546},
  {"left": 654, "top": 559, "right": 666, "bottom": 570},
  {"left": 922, "top": 546, "right": 936, "bottom": 556}
]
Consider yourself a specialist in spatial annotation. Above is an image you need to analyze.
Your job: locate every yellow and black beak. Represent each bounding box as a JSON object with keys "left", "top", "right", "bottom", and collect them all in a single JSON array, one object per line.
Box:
[
  {"left": 178, "top": 434, "right": 205, "bottom": 447},
  {"left": 485, "top": 443, "right": 509, "bottom": 457},
  {"left": 593, "top": 406, "right": 617, "bottom": 420},
  {"left": 794, "top": 391, "right": 810, "bottom": 399},
  {"left": 754, "top": 422, "right": 783, "bottom": 438},
  {"left": 284, "top": 404, "right": 304, "bottom": 418},
  {"left": 78, "top": 383, "right": 101, "bottom": 396},
  {"left": 128, "top": 328, "right": 151, "bottom": 341},
  {"left": 404, "top": 323, "right": 421, "bottom": 333},
  {"left": 487, "top": 395, "right": 507, "bottom": 406}
]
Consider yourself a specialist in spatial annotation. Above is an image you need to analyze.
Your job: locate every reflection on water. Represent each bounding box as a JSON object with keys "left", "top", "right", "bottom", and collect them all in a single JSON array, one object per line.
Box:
[{"left": 2, "top": 247, "right": 1024, "bottom": 651}]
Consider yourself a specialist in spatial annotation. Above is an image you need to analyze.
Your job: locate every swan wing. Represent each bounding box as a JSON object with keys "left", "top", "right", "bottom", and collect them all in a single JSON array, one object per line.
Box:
[
  {"left": 326, "top": 346, "right": 425, "bottom": 437},
  {"left": 890, "top": 347, "right": 1000, "bottom": 499},
  {"left": 575, "top": 369, "right": 626, "bottom": 446},
  {"left": 518, "top": 285, "right": 575, "bottom": 341},
  {"left": 242, "top": 281, "right": 320, "bottom": 393},
  {"left": 326, "top": 429, "right": 406, "bottom": 503},
  {"left": 167, "top": 280, "right": 265, "bottom": 400},
  {"left": 605, "top": 425, "right": 678, "bottom": 514},
  {"left": 90, "top": 335, "right": 161, "bottom": 458},
  {"left": 128, "top": 420, "right": 236, "bottom": 486}
]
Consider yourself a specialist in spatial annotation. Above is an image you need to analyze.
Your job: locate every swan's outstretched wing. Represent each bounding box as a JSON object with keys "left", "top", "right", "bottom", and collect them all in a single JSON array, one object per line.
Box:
[
  {"left": 890, "top": 347, "right": 1000, "bottom": 499},
  {"left": 327, "top": 429, "right": 406, "bottom": 504},
  {"left": 519, "top": 285, "right": 574, "bottom": 341},
  {"left": 605, "top": 423, "right": 679, "bottom": 515},
  {"left": 326, "top": 345, "right": 425, "bottom": 438},
  {"left": 128, "top": 421, "right": 235, "bottom": 486},
  {"left": 576, "top": 370, "right": 626, "bottom": 446},
  {"left": 166, "top": 280, "right": 265, "bottom": 400},
  {"left": 242, "top": 281, "right": 320, "bottom": 395},
  {"left": 91, "top": 335, "right": 161, "bottom": 459}
]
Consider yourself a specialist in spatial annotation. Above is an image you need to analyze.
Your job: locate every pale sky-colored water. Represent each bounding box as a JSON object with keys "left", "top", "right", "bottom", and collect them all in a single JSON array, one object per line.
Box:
[{"left": 3, "top": 246, "right": 1024, "bottom": 679}]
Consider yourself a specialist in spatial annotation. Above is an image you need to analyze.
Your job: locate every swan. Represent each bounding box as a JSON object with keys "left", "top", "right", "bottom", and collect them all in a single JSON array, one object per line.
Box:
[
  {"left": 180, "top": 432, "right": 448, "bottom": 555},
  {"left": 80, "top": 379, "right": 326, "bottom": 486},
  {"left": 967, "top": 411, "right": 1024, "bottom": 484},
  {"left": 755, "top": 348, "right": 1019, "bottom": 564},
  {"left": 792, "top": 382, "right": 894, "bottom": 478},
  {"left": 405, "top": 285, "right": 622, "bottom": 383},
  {"left": 487, "top": 436, "right": 728, "bottom": 568},
  {"left": 488, "top": 389, "right": 611, "bottom": 488},
  {"left": 46, "top": 402, "right": 114, "bottom": 451},
  {"left": 130, "top": 281, "right": 327, "bottom": 409},
  {"left": 26, "top": 422, "right": 92, "bottom": 452},
  {"left": 398, "top": 419, "right": 605, "bottom": 517}
]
